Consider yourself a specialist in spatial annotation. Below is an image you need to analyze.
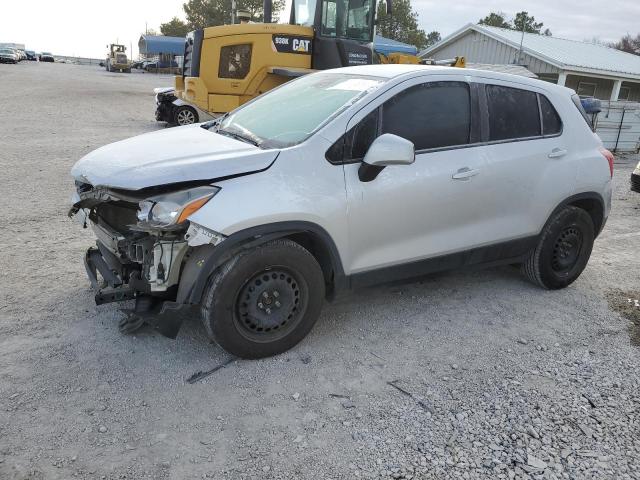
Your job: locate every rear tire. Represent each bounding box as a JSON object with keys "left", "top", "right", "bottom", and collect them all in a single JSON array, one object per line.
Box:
[
  {"left": 201, "top": 239, "right": 325, "bottom": 359},
  {"left": 522, "top": 206, "right": 594, "bottom": 289}
]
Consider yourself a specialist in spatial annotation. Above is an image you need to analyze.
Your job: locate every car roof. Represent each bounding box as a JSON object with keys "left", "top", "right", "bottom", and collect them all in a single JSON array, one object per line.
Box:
[{"left": 327, "top": 64, "right": 573, "bottom": 96}]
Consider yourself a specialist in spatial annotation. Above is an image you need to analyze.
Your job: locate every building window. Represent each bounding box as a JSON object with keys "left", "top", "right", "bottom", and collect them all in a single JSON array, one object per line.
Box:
[
  {"left": 219, "top": 44, "right": 252, "bottom": 79},
  {"left": 577, "top": 81, "right": 597, "bottom": 97},
  {"left": 618, "top": 86, "right": 630, "bottom": 101}
]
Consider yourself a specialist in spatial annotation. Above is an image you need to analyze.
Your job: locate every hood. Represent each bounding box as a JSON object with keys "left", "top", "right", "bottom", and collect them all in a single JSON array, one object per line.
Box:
[{"left": 71, "top": 125, "right": 279, "bottom": 190}]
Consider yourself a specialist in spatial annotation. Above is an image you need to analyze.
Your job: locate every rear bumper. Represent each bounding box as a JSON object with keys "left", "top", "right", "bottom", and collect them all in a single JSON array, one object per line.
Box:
[{"left": 83, "top": 245, "right": 191, "bottom": 338}]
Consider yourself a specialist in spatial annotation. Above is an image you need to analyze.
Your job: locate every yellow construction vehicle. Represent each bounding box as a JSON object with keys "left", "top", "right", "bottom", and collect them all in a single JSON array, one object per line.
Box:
[
  {"left": 154, "top": 0, "right": 463, "bottom": 125},
  {"left": 106, "top": 44, "right": 131, "bottom": 73}
]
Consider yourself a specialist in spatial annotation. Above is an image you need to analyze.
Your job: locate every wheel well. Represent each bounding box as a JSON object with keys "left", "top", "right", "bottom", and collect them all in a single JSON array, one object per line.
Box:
[
  {"left": 567, "top": 197, "right": 604, "bottom": 235},
  {"left": 285, "top": 232, "right": 339, "bottom": 297}
]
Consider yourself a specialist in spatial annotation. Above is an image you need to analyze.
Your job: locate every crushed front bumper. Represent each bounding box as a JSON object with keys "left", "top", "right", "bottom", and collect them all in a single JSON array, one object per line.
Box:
[{"left": 83, "top": 245, "right": 194, "bottom": 338}]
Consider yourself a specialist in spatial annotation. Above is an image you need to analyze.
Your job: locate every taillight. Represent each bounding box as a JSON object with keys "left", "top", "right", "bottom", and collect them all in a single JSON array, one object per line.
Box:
[{"left": 599, "top": 147, "right": 614, "bottom": 178}]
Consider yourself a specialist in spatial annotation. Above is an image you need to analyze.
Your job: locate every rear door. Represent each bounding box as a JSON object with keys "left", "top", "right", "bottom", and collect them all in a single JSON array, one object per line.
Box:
[{"left": 475, "top": 80, "right": 577, "bottom": 238}]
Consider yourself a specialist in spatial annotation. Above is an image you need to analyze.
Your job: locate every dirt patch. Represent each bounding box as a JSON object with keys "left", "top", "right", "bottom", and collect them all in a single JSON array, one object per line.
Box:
[{"left": 606, "top": 289, "right": 640, "bottom": 346}]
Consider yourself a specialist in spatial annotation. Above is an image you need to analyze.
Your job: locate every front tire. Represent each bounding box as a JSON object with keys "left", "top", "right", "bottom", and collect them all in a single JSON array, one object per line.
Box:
[
  {"left": 522, "top": 206, "right": 594, "bottom": 289},
  {"left": 173, "top": 105, "right": 198, "bottom": 126},
  {"left": 201, "top": 239, "right": 325, "bottom": 359}
]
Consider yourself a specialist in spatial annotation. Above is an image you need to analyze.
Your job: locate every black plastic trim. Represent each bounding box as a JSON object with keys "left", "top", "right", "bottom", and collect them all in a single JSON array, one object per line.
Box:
[
  {"left": 631, "top": 172, "right": 640, "bottom": 193},
  {"left": 349, "top": 235, "right": 539, "bottom": 289},
  {"left": 548, "top": 191, "right": 606, "bottom": 236},
  {"left": 189, "top": 28, "right": 204, "bottom": 77}
]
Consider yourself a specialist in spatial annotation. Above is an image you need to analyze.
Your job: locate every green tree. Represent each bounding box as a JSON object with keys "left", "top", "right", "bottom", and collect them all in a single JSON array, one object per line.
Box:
[
  {"left": 478, "top": 12, "right": 511, "bottom": 29},
  {"left": 513, "top": 11, "right": 545, "bottom": 34},
  {"left": 425, "top": 31, "right": 441, "bottom": 48},
  {"left": 160, "top": 17, "right": 191, "bottom": 37},
  {"left": 376, "top": 0, "right": 432, "bottom": 50},
  {"left": 183, "top": 0, "right": 284, "bottom": 28}
]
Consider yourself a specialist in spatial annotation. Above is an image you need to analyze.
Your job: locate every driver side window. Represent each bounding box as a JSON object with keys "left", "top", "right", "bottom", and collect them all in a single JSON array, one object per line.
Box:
[{"left": 325, "top": 80, "right": 472, "bottom": 164}]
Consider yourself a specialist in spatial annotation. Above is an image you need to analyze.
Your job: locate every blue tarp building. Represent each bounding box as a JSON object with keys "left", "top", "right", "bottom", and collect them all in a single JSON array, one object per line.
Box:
[
  {"left": 138, "top": 35, "right": 184, "bottom": 55},
  {"left": 373, "top": 35, "right": 417, "bottom": 56}
]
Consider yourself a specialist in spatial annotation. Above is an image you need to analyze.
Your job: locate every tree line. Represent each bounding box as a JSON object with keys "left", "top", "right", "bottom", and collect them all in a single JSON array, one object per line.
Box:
[{"left": 156, "top": 1, "right": 639, "bottom": 57}]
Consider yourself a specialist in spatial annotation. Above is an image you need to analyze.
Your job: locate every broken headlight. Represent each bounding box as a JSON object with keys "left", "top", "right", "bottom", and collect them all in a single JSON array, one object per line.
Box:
[{"left": 137, "top": 186, "right": 220, "bottom": 229}]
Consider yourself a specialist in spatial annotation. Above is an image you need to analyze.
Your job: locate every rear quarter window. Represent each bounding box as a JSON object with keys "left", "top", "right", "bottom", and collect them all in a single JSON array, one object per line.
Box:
[
  {"left": 571, "top": 94, "right": 594, "bottom": 130},
  {"left": 539, "top": 94, "right": 562, "bottom": 136}
]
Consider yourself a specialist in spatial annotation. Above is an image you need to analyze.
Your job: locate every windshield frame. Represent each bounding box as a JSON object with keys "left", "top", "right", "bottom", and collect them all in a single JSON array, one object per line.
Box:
[{"left": 213, "top": 72, "right": 386, "bottom": 149}]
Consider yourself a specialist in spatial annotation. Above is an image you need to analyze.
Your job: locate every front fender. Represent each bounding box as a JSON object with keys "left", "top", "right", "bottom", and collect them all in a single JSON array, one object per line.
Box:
[{"left": 176, "top": 221, "right": 346, "bottom": 306}]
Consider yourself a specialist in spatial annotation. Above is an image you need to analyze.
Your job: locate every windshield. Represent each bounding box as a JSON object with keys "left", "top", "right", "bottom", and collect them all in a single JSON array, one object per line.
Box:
[
  {"left": 0, "top": 49, "right": 13, "bottom": 54},
  {"left": 321, "top": 0, "right": 375, "bottom": 41},
  {"left": 215, "top": 73, "right": 385, "bottom": 148},
  {"left": 292, "top": 0, "right": 318, "bottom": 26}
]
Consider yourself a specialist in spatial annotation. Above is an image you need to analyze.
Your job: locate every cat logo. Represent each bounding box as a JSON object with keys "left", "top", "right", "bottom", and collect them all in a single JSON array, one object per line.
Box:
[
  {"left": 292, "top": 38, "right": 311, "bottom": 53},
  {"left": 272, "top": 35, "right": 313, "bottom": 55}
]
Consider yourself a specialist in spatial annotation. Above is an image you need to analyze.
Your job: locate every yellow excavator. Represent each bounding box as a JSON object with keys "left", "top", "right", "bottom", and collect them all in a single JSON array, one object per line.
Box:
[{"left": 154, "top": 0, "right": 464, "bottom": 125}]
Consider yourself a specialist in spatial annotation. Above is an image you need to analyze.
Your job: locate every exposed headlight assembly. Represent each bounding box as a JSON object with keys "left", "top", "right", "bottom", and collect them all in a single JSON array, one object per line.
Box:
[{"left": 137, "top": 186, "right": 220, "bottom": 229}]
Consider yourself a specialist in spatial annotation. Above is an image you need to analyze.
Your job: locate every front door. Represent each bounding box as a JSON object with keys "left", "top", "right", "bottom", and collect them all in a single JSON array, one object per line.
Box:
[{"left": 341, "top": 78, "right": 498, "bottom": 280}]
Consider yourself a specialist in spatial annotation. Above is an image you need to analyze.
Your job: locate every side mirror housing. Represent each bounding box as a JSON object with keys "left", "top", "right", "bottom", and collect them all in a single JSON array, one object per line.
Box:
[{"left": 359, "top": 133, "right": 415, "bottom": 182}]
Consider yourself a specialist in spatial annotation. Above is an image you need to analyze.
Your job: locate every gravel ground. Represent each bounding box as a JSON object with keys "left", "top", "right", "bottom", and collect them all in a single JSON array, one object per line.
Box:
[{"left": 1, "top": 62, "right": 639, "bottom": 480}]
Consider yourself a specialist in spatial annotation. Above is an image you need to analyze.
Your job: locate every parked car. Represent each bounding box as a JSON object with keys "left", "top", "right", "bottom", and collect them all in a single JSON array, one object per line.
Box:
[
  {"left": 69, "top": 65, "right": 613, "bottom": 359},
  {"left": 144, "top": 60, "right": 178, "bottom": 71},
  {"left": 632, "top": 160, "right": 640, "bottom": 193},
  {"left": 25, "top": 50, "right": 37, "bottom": 61},
  {"left": 39, "top": 52, "right": 54, "bottom": 62},
  {"left": 0, "top": 48, "right": 18, "bottom": 64},
  {"left": 131, "top": 60, "right": 144, "bottom": 69}
]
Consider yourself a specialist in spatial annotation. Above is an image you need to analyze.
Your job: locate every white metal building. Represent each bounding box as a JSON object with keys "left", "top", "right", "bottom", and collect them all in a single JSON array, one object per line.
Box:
[{"left": 420, "top": 24, "right": 640, "bottom": 102}]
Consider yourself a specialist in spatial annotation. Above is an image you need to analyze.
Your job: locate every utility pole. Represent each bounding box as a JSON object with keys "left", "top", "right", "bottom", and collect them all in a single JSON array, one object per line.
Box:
[
  {"left": 231, "top": 0, "right": 236, "bottom": 24},
  {"left": 516, "top": 21, "right": 525, "bottom": 64}
]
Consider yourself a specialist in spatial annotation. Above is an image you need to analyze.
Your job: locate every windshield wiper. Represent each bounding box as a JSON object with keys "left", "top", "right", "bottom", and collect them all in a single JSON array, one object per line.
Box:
[
  {"left": 200, "top": 112, "right": 229, "bottom": 131},
  {"left": 217, "top": 127, "right": 261, "bottom": 147}
]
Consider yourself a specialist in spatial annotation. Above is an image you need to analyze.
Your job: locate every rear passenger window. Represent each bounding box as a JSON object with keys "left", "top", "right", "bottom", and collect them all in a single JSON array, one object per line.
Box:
[
  {"left": 381, "top": 82, "right": 470, "bottom": 150},
  {"left": 486, "top": 85, "right": 540, "bottom": 141},
  {"left": 539, "top": 94, "right": 562, "bottom": 135}
]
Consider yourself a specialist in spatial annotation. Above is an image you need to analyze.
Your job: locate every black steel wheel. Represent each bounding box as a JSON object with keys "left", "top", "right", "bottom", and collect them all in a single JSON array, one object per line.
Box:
[
  {"left": 551, "top": 227, "right": 583, "bottom": 274},
  {"left": 523, "top": 206, "right": 594, "bottom": 289},
  {"left": 201, "top": 239, "right": 325, "bottom": 358},
  {"left": 235, "top": 267, "right": 307, "bottom": 343}
]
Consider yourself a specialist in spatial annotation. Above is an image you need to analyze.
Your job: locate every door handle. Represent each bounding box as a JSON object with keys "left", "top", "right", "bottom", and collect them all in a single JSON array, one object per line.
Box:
[
  {"left": 452, "top": 167, "right": 480, "bottom": 180},
  {"left": 548, "top": 148, "right": 567, "bottom": 158}
]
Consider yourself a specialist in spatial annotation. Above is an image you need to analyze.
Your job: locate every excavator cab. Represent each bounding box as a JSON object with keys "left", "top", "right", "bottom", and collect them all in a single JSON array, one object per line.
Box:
[{"left": 290, "top": 0, "right": 381, "bottom": 69}]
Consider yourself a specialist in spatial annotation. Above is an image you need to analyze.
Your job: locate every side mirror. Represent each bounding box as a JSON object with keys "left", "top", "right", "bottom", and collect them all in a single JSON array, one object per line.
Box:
[{"left": 358, "top": 133, "right": 415, "bottom": 182}]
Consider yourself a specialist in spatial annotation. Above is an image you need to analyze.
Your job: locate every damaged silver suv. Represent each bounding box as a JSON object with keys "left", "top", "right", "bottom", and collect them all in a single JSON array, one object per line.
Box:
[{"left": 70, "top": 65, "right": 613, "bottom": 358}]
